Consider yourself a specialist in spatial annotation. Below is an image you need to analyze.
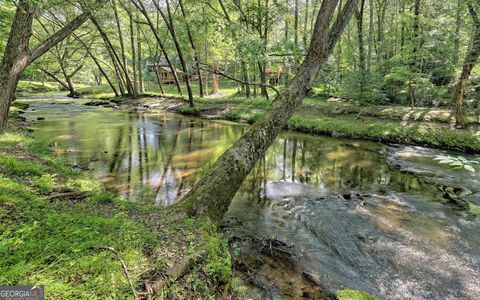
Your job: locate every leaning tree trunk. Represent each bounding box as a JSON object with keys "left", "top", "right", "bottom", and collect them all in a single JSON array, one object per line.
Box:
[
  {"left": 158, "top": 0, "right": 195, "bottom": 107},
  {"left": 39, "top": 68, "right": 70, "bottom": 91},
  {"left": 132, "top": 0, "right": 183, "bottom": 96},
  {"left": 179, "top": 0, "right": 204, "bottom": 98},
  {"left": 0, "top": 0, "right": 93, "bottom": 130},
  {"left": 453, "top": 5, "right": 480, "bottom": 129},
  {"left": 75, "top": 35, "right": 119, "bottom": 96},
  {"left": 181, "top": 0, "right": 359, "bottom": 223}
]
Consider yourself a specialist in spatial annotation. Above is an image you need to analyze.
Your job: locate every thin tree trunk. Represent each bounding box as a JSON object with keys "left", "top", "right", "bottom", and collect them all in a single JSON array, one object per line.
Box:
[
  {"left": 112, "top": 0, "right": 128, "bottom": 72},
  {"left": 294, "top": 0, "right": 299, "bottom": 66},
  {"left": 129, "top": 14, "right": 138, "bottom": 98},
  {"left": 412, "top": 0, "right": 421, "bottom": 56},
  {"left": 91, "top": 16, "right": 135, "bottom": 96},
  {"left": 375, "top": 0, "right": 387, "bottom": 65},
  {"left": 367, "top": 0, "right": 373, "bottom": 71},
  {"left": 453, "top": 5, "right": 480, "bottom": 128},
  {"left": 39, "top": 68, "right": 70, "bottom": 90},
  {"left": 156, "top": 0, "right": 195, "bottom": 106},
  {"left": 137, "top": 22, "right": 145, "bottom": 93},
  {"left": 355, "top": 0, "right": 366, "bottom": 92},
  {"left": 181, "top": 0, "right": 359, "bottom": 222},
  {"left": 212, "top": 73, "right": 219, "bottom": 94},
  {"left": 453, "top": 0, "right": 464, "bottom": 65},
  {"left": 132, "top": 0, "right": 183, "bottom": 96},
  {"left": 241, "top": 61, "right": 251, "bottom": 98},
  {"left": 179, "top": 0, "right": 204, "bottom": 98}
]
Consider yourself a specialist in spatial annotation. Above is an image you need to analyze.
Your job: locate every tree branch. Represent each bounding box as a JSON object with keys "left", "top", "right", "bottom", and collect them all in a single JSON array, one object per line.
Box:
[
  {"left": 195, "top": 62, "right": 279, "bottom": 95},
  {"left": 39, "top": 68, "right": 69, "bottom": 90},
  {"left": 29, "top": 11, "right": 92, "bottom": 63}
]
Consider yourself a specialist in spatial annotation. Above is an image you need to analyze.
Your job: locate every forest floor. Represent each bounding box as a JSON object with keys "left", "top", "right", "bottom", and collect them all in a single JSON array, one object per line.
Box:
[
  {"left": 3, "top": 87, "right": 380, "bottom": 299},
  {"left": 82, "top": 92, "right": 480, "bottom": 153},
  {"left": 0, "top": 103, "right": 238, "bottom": 299}
]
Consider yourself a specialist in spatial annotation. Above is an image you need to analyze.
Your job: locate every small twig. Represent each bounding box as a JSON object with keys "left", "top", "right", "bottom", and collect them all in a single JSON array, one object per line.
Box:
[
  {"left": 353, "top": 108, "right": 365, "bottom": 121},
  {"left": 195, "top": 62, "right": 280, "bottom": 96},
  {"left": 45, "top": 191, "right": 91, "bottom": 200},
  {"left": 98, "top": 246, "right": 138, "bottom": 299}
]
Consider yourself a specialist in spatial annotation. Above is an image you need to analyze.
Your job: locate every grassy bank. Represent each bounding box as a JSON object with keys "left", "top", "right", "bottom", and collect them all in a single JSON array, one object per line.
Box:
[
  {"left": 4, "top": 94, "right": 379, "bottom": 299},
  {"left": 0, "top": 126, "right": 234, "bottom": 298},
  {"left": 76, "top": 81, "right": 480, "bottom": 153}
]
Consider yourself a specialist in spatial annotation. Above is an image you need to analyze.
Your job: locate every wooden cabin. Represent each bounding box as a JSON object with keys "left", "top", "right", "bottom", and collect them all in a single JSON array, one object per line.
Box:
[
  {"left": 266, "top": 67, "right": 284, "bottom": 85},
  {"left": 147, "top": 63, "right": 184, "bottom": 84},
  {"left": 157, "top": 66, "right": 184, "bottom": 84}
]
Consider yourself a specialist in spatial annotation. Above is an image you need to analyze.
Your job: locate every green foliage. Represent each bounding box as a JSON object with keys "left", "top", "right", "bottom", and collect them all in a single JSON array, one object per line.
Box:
[
  {"left": 0, "top": 153, "right": 44, "bottom": 176},
  {"left": 31, "top": 174, "right": 56, "bottom": 194},
  {"left": 434, "top": 155, "right": 479, "bottom": 172},
  {"left": 336, "top": 289, "right": 378, "bottom": 300},
  {"left": 179, "top": 105, "right": 201, "bottom": 116},
  {"left": 16, "top": 81, "right": 61, "bottom": 94},
  {"left": 204, "top": 235, "right": 232, "bottom": 283}
]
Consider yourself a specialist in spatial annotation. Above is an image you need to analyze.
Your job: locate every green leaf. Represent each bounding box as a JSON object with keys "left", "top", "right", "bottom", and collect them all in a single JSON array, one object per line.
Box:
[{"left": 464, "top": 165, "right": 476, "bottom": 173}]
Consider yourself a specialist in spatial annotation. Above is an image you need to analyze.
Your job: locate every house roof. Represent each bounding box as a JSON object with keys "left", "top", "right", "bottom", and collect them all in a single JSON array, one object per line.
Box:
[{"left": 158, "top": 66, "right": 184, "bottom": 74}]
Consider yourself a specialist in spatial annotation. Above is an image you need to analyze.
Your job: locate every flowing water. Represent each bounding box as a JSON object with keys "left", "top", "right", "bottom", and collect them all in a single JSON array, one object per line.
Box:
[{"left": 20, "top": 96, "right": 480, "bottom": 299}]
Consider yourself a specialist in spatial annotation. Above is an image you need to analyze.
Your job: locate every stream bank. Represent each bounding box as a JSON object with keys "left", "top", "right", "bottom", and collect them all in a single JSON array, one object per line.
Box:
[
  {"left": 83, "top": 94, "right": 480, "bottom": 153},
  {"left": 2, "top": 100, "right": 372, "bottom": 299},
  {"left": 6, "top": 96, "right": 480, "bottom": 299}
]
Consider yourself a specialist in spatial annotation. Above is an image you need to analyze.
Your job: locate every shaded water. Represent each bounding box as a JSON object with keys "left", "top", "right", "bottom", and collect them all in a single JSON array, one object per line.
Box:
[{"left": 21, "top": 97, "right": 480, "bottom": 299}]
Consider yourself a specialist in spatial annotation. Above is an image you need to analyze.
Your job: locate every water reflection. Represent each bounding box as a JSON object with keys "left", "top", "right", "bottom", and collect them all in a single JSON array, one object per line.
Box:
[
  {"left": 22, "top": 99, "right": 480, "bottom": 299},
  {"left": 24, "top": 100, "right": 246, "bottom": 205}
]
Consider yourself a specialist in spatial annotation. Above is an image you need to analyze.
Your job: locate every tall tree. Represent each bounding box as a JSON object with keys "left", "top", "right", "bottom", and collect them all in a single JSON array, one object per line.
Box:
[
  {"left": 181, "top": 0, "right": 359, "bottom": 222},
  {"left": 355, "top": 0, "right": 366, "bottom": 92},
  {"left": 179, "top": 0, "right": 205, "bottom": 98},
  {"left": 453, "top": 4, "right": 480, "bottom": 128},
  {"left": 0, "top": 1, "right": 99, "bottom": 130},
  {"left": 154, "top": 0, "right": 195, "bottom": 107},
  {"left": 131, "top": 0, "right": 184, "bottom": 96}
]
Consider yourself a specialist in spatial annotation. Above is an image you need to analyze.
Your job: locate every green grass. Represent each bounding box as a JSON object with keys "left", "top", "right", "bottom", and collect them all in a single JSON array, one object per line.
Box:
[
  {"left": 0, "top": 130, "right": 236, "bottom": 299},
  {"left": 16, "top": 80, "right": 61, "bottom": 94}
]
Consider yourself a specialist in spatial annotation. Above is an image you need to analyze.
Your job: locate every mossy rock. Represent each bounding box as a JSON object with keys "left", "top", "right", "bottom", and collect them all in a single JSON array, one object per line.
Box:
[{"left": 336, "top": 289, "right": 378, "bottom": 300}]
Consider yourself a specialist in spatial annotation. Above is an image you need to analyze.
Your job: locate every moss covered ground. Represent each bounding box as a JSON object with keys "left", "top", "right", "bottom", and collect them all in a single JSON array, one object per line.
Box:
[{"left": 0, "top": 118, "right": 234, "bottom": 298}]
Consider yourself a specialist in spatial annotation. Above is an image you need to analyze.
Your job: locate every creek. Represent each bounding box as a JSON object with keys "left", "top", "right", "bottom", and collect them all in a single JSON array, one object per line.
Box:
[{"left": 20, "top": 96, "right": 480, "bottom": 299}]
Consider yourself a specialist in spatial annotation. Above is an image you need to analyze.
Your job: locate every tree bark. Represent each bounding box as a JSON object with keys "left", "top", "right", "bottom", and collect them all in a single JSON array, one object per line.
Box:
[
  {"left": 137, "top": 22, "right": 145, "bottom": 93},
  {"left": 453, "top": 5, "right": 480, "bottom": 128},
  {"left": 132, "top": 0, "right": 183, "bottom": 96},
  {"left": 91, "top": 16, "right": 135, "bottom": 97},
  {"left": 303, "top": 0, "right": 310, "bottom": 50},
  {"left": 129, "top": 14, "right": 139, "bottom": 98},
  {"left": 179, "top": 0, "right": 204, "bottom": 98},
  {"left": 181, "top": 0, "right": 359, "bottom": 222},
  {"left": 156, "top": 0, "right": 195, "bottom": 107},
  {"left": 355, "top": 0, "right": 366, "bottom": 92},
  {"left": 0, "top": 1, "right": 94, "bottom": 130}
]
